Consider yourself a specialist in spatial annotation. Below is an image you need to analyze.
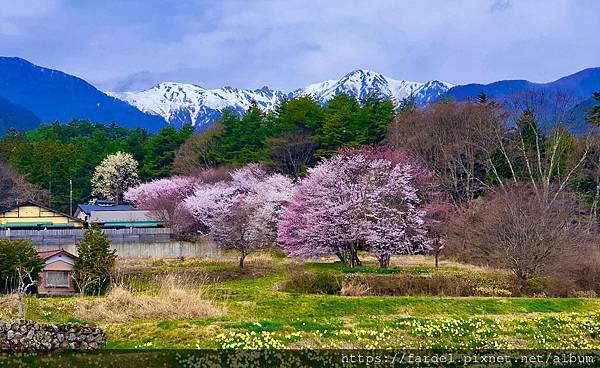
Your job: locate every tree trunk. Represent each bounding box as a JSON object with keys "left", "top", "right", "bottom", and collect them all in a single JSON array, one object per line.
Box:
[
  {"left": 18, "top": 294, "right": 26, "bottom": 319},
  {"left": 378, "top": 254, "right": 390, "bottom": 269},
  {"left": 435, "top": 252, "right": 439, "bottom": 268},
  {"left": 239, "top": 253, "right": 246, "bottom": 268},
  {"left": 352, "top": 251, "right": 362, "bottom": 267},
  {"left": 335, "top": 251, "right": 346, "bottom": 265}
]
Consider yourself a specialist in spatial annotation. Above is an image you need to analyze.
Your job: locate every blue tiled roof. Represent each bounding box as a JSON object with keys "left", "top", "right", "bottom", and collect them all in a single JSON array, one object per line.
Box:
[{"left": 77, "top": 203, "right": 136, "bottom": 215}]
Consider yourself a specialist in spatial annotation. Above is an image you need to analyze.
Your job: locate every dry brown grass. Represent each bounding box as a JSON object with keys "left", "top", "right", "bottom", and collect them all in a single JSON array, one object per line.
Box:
[
  {"left": 72, "top": 274, "right": 225, "bottom": 323},
  {"left": 0, "top": 294, "right": 19, "bottom": 319},
  {"left": 340, "top": 281, "right": 370, "bottom": 297},
  {"left": 388, "top": 255, "right": 501, "bottom": 272}
]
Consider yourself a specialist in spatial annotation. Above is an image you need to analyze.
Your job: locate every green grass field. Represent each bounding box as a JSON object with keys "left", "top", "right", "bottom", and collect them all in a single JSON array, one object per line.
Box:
[{"left": 10, "top": 253, "right": 600, "bottom": 350}]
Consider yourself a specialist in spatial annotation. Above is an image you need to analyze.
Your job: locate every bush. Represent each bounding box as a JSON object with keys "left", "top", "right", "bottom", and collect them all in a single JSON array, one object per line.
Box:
[
  {"left": 282, "top": 268, "right": 597, "bottom": 298},
  {"left": 0, "top": 294, "right": 19, "bottom": 319},
  {"left": 568, "top": 247, "right": 600, "bottom": 296},
  {"left": 361, "top": 274, "right": 476, "bottom": 296},
  {"left": 283, "top": 271, "right": 341, "bottom": 294},
  {"left": 0, "top": 240, "right": 44, "bottom": 294}
]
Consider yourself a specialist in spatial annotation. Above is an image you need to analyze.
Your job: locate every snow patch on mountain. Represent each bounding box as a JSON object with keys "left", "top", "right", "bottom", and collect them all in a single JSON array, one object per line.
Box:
[
  {"left": 108, "top": 70, "right": 453, "bottom": 128},
  {"left": 296, "top": 70, "right": 454, "bottom": 105},
  {"left": 108, "top": 83, "right": 286, "bottom": 128}
]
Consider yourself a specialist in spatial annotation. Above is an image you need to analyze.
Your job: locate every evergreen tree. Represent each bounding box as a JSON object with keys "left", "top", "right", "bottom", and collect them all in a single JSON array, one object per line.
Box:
[
  {"left": 317, "top": 113, "right": 345, "bottom": 157},
  {"left": 586, "top": 91, "right": 600, "bottom": 125},
  {"left": 272, "top": 96, "right": 324, "bottom": 133},
  {"left": 436, "top": 95, "right": 456, "bottom": 104},
  {"left": 517, "top": 109, "right": 544, "bottom": 151},
  {"left": 73, "top": 226, "right": 117, "bottom": 295},
  {"left": 397, "top": 94, "right": 416, "bottom": 113},
  {"left": 0, "top": 240, "right": 44, "bottom": 294},
  {"left": 140, "top": 124, "right": 194, "bottom": 179},
  {"left": 477, "top": 92, "right": 489, "bottom": 104},
  {"left": 356, "top": 93, "right": 394, "bottom": 144}
]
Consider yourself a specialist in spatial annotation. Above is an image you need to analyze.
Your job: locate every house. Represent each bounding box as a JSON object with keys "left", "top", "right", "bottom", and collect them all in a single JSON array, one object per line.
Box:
[
  {"left": 37, "top": 249, "right": 78, "bottom": 296},
  {"left": 0, "top": 201, "right": 84, "bottom": 230},
  {"left": 74, "top": 200, "right": 163, "bottom": 228}
]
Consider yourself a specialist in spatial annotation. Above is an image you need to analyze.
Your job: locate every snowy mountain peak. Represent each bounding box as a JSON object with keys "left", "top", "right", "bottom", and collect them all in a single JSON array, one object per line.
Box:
[
  {"left": 108, "top": 71, "right": 454, "bottom": 129},
  {"left": 296, "top": 70, "right": 454, "bottom": 105}
]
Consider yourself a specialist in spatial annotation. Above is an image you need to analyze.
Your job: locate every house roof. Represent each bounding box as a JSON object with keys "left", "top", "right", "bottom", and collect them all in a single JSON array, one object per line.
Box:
[
  {"left": 77, "top": 202, "right": 136, "bottom": 215},
  {"left": 0, "top": 200, "right": 83, "bottom": 223},
  {"left": 37, "top": 248, "right": 78, "bottom": 261}
]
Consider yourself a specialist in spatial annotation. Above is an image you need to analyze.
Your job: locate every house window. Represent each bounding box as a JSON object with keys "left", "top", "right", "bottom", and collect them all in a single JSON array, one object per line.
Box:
[{"left": 46, "top": 271, "right": 70, "bottom": 287}]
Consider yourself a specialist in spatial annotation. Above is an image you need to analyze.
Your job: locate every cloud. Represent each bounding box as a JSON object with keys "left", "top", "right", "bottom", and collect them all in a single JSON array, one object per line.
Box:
[
  {"left": 0, "top": 0, "right": 598, "bottom": 91},
  {"left": 490, "top": 0, "right": 511, "bottom": 12},
  {"left": 0, "top": 0, "right": 63, "bottom": 36},
  {"left": 110, "top": 71, "right": 158, "bottom": 92},
  {"left": 0, "top": 0, "right": 63, "bottom": 18}
]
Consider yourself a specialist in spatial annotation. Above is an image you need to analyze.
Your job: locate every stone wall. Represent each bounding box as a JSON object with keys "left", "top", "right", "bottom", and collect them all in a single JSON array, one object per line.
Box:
[{"left": 0, "top": 319, "right": 106, "bottom": 352}]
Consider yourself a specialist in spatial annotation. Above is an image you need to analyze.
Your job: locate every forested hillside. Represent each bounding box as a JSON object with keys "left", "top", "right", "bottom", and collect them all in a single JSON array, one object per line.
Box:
[
  {"left": 0, "top": 121, "right": 193, "bottom": 212},
  {"left": 173, "top": 93, "right": 395, "bottom": 176}
]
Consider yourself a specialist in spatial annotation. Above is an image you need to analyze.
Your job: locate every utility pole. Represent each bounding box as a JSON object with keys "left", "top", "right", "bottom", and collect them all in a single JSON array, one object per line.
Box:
[{"left": 69, "top": 179, "right": 73, "bottom": 216}]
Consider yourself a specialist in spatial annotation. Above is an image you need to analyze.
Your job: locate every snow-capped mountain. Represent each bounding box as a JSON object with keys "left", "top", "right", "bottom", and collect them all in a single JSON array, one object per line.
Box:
[
  {"left": 108, "top": 70, "right": 454, "bottom": 128},
  {"left": 296, "top": 69, "right": 453, "bottom": 105},
  {"left": 108, "top": 83, "right": 287, "bottom": 128}
]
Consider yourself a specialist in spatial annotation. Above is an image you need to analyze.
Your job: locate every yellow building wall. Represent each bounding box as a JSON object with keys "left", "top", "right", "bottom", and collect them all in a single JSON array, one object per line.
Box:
[{"left": 0, "top": 205, "right": 83, "bottom": 227}]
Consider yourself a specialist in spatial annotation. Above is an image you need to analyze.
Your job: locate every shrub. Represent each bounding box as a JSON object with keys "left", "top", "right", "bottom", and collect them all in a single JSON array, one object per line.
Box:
[
  {"left": 283, "top": 271, "right": 341, "bottom": 294},
  {"left": 568, "top": 247, "right": 600, "bottom": 295},
  {"left": 0, "top": 239, "right": 44, "bottom": 294},
  {"left": 362, "top": 274, "right": 476, "bottom": 297}
]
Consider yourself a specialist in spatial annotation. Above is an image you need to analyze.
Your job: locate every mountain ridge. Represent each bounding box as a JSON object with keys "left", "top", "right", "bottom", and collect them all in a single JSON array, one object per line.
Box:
[
  {"left": 109, "top": 69, "right": 455, "bottom": 128},
  {"left": 0, "top": 56, "right": 597, "bottom": 134},
  {"left": 0, "top": 95, "right": 41, "bottom": 135},
  {"left": 445, "top": 67, "right": 600, "bottom": 101},
  {"left": 0, "top": 56, "right": 167, "bottom": 132}
]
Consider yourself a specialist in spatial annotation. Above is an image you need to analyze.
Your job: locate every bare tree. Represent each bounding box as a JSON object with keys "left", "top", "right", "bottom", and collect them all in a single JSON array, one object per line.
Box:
[
  {"left": 71, "top": 270, "right": 101, "bottom": 297},
  {"left": 490, "top": 89, "right": 588, "bottom": 206},
  {"left": 0, "top": 161, "right": 49, "bottom": 208},
  {"left": 387, "top": 101, "right": 505, "bottom": 203},
  {"left": 446, "top": 185, "right": 594, "bottom": 285},
  {"left": 266, "top": 132, "right": 318, "bottom": 177},
  {"left": 580, "top": 131, "right": 600, "bottom": 222},
  {"left": 15, "top": 266, "right": 37, "bottom": 318}
]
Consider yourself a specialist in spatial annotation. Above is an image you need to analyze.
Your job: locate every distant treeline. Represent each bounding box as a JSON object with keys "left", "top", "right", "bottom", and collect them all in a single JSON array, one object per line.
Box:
[
  {"left": 1, "top": 90, "right": 599, "bottom": 216},
  {"left": 172, "top": 93, "right": 396, "bottom": 176},
  {"left": 0, "top": 121, "right": 193, "bottom": 211}
]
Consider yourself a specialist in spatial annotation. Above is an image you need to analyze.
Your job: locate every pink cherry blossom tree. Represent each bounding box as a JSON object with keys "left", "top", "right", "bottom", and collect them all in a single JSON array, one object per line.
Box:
[
  {"left": 185, "top": 165, "right": 294, "bottom": 268},
  {"left": 278, "top": 147, "right": 432, "bottom": 268},
  {"left": 124, "top": 176, "right": 196, "bottom": 236}
]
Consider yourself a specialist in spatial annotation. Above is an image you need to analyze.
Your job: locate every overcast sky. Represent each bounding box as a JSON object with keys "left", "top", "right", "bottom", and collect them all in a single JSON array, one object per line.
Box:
[{"left": 1, "top": 0, "right": 598, "bottom": 92}]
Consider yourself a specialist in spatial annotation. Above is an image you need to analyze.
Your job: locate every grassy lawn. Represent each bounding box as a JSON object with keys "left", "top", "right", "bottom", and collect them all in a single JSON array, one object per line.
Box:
[{"left": 11, "top": 253, "right": 600, "bottom": 350}]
